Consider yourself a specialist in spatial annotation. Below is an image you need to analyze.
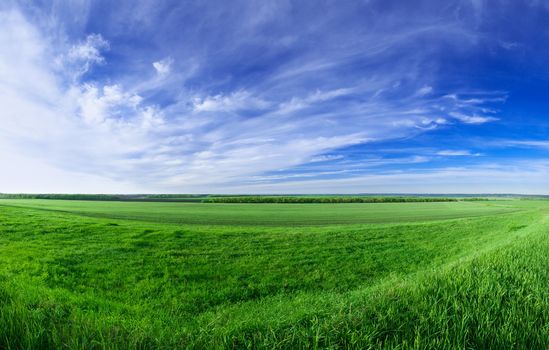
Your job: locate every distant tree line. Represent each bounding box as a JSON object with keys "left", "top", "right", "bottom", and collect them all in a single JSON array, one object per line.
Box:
[
  {"left": 201, "top": 196, "right": 489, "bottom": 203},
  {"left": 0, "top": 193, "right": 489, "bottom": 203},
  {"left": 0, "top": 194, "right": 128, "bottom": 201},
  {"left": 144, "top": 194, "right": 208, "bottom": 199},
  {"left": 0, "top": 194, "right": 206, "bottom": 202}
]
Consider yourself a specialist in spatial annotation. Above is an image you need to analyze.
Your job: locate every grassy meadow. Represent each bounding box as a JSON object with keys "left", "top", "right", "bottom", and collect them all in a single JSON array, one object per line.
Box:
[{"left": 0, "top": 198, "right": 547, "bottom": 348}]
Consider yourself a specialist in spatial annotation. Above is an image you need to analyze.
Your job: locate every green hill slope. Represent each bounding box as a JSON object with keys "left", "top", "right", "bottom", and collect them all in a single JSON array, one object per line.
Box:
[{"left": 0, "top": 200, "right": 547, "bottom": 348}]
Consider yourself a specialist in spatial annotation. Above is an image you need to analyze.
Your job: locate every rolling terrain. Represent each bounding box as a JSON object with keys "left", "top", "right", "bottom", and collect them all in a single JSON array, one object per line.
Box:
[{"left": 0, "top": 199, "right": 547, "bottom": 348}]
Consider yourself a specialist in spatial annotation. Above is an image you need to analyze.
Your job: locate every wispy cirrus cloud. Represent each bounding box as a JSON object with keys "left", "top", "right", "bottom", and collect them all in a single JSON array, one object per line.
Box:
[
  {"left": 2, "top": 0, "right": 546, "bottom": 193},
  {"left": 450, "top": 112, "right": 498, "bottom": 124},
  {"left": 223, "top": 161, "right": 549, "bottom": 194},
  {"left": 503, "top": 140, "right": 549, "bottom": 149},
  {"left": 437, "top": 150, "right": 482, "bottom": 156},
  {"left": 309, "top": 154, "right": 345, "bottom": 163},
  {"left": 153, "top": 57, "right": 173, "bottom": 75},
  {"left": 277, "top": 88, "right": 354, "bottom": 114},
  {"left": 193, "top": 90, "right": 271, "bottom": 112}
]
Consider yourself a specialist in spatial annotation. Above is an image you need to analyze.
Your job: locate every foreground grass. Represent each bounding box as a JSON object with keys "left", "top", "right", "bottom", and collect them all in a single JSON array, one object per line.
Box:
[{"left": 0, "top": 200, "right": 547, "bottom": 348}]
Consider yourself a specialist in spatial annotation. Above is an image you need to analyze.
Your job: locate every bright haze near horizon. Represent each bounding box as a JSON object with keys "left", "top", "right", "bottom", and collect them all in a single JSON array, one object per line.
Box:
[{"left": 1, "top": 0, "right": 549, "bottom": 194}]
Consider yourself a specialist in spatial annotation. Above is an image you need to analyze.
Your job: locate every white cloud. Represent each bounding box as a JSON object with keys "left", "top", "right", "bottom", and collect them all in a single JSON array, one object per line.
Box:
[
  {"left": 193, "top": 90, "right": 270, "bottom": 112},
  {"left": 437, "top": 150, "right": 482, "bottom": 156},
  {"left": 450, "top": 112, "right": 498, "bottom": 124},
  {"left": 76, "top": 84, "right": 144, "bottom": 125},
  {"left": 153, "top": 57, "right": 173, "bottom": 75},
  {"left": 0, "top": 143, "right": 144, "bottom": 193},
  {"left": 0, "top": 11, "right": 166, "bottom": 190},
  {"left": 504, "top": 140, "right": 549, "bottom": 149},
  {"left": 309, "top": 154, "right": 344, "bottom": 163},
  {"left": 278, "top": 88, "right": 353, "bottom": 114},
  {"left": 68, "top": 33, "right": 109, "bottom": 63},
  {"left": 416, "top": 85, "right": 433, "bottom": 96},
  {"left": 64, "top": 33, "right": 109, "bottom": 79},
  {"left": 500, "top": 41, "right": 519, "bottom": 50}
]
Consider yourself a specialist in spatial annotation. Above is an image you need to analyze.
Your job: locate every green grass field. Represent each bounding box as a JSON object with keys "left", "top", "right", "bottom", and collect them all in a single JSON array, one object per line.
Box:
[
  {"left": 0, "top": 198, "right": 524, "bottom": 226},
  {"left": 0, "top": 199, "right": 548, "bottom": 348}
]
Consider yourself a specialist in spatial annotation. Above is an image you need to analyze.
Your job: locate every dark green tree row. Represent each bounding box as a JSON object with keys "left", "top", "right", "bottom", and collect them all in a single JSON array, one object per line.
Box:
[
  {"left": 0, "top": 193, "right": 127, "bottom": 200},
  {"left": 202, "top": 196, "right": 488, "bottom": 203},
  {"left": 0, "top": 194, "right": 206, "bottom": 202},
  {"left": 0, "top": 194, "right": 490, "bottom": 203}
]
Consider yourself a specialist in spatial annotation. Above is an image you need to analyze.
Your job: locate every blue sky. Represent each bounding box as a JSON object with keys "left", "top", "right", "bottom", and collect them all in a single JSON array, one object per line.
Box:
[{"left": 1, "top": 0, "right": 549, "bottom": 194}]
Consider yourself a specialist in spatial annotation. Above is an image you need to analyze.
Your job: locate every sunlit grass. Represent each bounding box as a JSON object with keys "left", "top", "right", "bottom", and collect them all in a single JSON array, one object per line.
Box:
[{"left": 0, "top": 199, "right": 547, "bottom": 348}]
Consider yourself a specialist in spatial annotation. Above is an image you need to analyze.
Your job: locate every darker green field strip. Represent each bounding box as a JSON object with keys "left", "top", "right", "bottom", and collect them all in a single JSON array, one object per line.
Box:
[
  {"left": 0, "top": 201, "right": 548, "bottom": 348},
  {"left": 0, "top": 199, "right": 525, "bottom": 226}
]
